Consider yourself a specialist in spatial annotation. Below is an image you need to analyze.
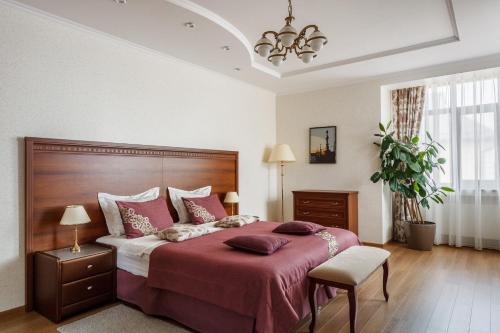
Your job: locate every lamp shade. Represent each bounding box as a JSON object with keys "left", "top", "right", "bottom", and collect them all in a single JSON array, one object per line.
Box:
[
  {"left": 224, "top": 192, "right": 239, "bottom": 204},
  {"left": 268, "top": 144, "right": 296, "bottom": 162},
  {"left": 60, "top": 205, "right": 91, "bottom": 226}
]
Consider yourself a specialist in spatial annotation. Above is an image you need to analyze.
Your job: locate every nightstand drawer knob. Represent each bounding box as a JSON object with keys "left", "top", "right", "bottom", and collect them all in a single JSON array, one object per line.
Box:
[
  {"left": 302, "top": 211, "right": 310, "bottom": 215},
  {"left": 332, "top": 213, "right": 339, "bottom": 217},
  {"left": 87, "top": 285, "right": 93, "bottom": 291},
  {"left": 87, "top": 264, "right": 94, "bottom": 270},
  {"left": 302, "top": 200, "right": 311, "bottom": 204}
]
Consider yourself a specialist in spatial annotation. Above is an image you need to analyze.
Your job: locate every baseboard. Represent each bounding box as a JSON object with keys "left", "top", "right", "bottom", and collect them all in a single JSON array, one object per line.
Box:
[
  {"left": 361, "top": 240, "right": 392, "bottom": 248},
  {"left": 0, "top": 305, "right": 25, "bottom": 319}
]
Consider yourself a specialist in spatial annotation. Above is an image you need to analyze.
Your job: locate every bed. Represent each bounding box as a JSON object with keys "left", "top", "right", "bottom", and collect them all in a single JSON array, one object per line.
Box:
[{"left": 25, "top": 137, "right": 359, "bottom": 333}]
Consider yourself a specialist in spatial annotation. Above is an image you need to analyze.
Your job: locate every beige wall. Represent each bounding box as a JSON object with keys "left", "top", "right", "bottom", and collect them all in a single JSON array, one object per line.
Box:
[
  {"left": 277, "top": 55, "right": 500, "bottom": 245},
  {"left": 277, "top": 82, "right": 383, "bottom": 243},
  {"left": 0, "top": 3, "right": 277, "bottom": 312}
]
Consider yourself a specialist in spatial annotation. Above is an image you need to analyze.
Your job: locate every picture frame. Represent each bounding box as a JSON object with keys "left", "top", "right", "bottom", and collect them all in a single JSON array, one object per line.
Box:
[{"left": 309, "top": 126, "right": 336, "bottom": 164}]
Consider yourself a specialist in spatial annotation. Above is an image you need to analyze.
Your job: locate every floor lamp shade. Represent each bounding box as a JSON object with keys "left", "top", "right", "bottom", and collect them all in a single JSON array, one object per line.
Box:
[
  {"left": 268, "top": 144, "right": 296, "bottom": 222},
  {"left": 268, "top": 144, "right": 296, "bottom": 163}
]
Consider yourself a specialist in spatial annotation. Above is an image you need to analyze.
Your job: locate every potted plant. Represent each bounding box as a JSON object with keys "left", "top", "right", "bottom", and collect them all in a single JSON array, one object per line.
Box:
[{"left": 370, "top": 122, "right": 454, "bottom": 250}]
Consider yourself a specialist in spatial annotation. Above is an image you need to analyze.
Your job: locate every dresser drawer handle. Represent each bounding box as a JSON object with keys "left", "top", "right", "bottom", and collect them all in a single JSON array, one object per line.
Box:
[
  {"left": 87, "top": 285, "right": 93, "bottom": 291},
  {"left": 302, "top": 211, "right": 310, "bottom": 215},
  {"left": 302, "top": 200, "right": 311, "bottom": 204},
  {"left": 332, "top": 202, "right": 339, "bottom": 206},
  {"left": 331, "top": 213, "right": 339, "bottom": 217},
  {"left": 87, "top": 264, "right": 94, "bottom": 270}
]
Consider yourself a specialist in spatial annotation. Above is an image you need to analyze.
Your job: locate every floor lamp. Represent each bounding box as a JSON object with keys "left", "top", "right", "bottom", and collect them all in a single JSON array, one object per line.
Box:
[{"left": 268, "top": 144, "right": 296, "bottom": 222}]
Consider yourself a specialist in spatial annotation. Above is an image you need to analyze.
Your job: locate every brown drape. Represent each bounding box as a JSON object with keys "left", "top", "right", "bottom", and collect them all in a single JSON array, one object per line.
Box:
[{"left": 391, "top": 86, "right": 426, "bottom": 242}]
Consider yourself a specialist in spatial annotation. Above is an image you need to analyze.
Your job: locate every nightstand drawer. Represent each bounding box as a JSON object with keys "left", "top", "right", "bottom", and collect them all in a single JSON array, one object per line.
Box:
[
  {"left": 61, "top": 252, "right": 113, "bottom": 283},
  {"left": 62, "top": 271, "right": 113, "bottom": 306},
  {"left": 61, "top": 293, "right": 114, "bottom": 318}
]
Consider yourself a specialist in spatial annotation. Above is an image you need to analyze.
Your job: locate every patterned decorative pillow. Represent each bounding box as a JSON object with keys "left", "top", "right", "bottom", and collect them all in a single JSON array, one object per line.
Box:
[
  {"left": 156, "top": 224, "right": 210, "bottom": 242},
  {"left": 214, "top": 215, "right": 260, "bottom": 228},
  {"left": 182, "top": 194, "right": 227, "bottom": 225},
  {"left": 116, "top": 198, "right": 174, "bottom": 238},
  {"left": 224, "top": 235, "right": 289, "bottom": 255},
  {"left": 272, "top": 221, "right": 326, "bottom": 235}
]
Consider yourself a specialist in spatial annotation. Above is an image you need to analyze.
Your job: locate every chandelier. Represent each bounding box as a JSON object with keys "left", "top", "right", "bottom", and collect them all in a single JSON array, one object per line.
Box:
[{"left": 254, "top": 0, "right": 327, "bottom": 66}]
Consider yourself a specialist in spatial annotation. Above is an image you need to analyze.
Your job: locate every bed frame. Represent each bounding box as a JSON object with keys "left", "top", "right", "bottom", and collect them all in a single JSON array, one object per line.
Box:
[{"left": 25, "top": 137, "right": 238, "bottom": 311}]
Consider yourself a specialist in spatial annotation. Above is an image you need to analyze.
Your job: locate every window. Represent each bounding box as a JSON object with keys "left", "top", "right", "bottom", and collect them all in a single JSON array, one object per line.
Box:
[{"left": 422, "top": 74, "right": 499, "bottom": 190}]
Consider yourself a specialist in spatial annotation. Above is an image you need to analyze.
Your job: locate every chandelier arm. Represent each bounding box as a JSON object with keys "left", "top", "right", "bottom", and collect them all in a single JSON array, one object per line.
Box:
[
  {"left": 262, "top": 31, "right": 278, "bottom": 39},
  {"left": 298, "top": 25, "right": 319, "bottom": 39}
]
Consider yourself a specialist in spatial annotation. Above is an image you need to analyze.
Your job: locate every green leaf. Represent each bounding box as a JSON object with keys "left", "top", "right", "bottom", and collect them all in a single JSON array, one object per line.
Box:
[
  {"left": 437, "top": 158, "right": 446, "bottom": 164},
  {"left": 374, "top": 133, "right": 384, "bottom": 137},
  {"left": 379, "top": 123, "right": 385, "bottom": 132},
  {"left": 426, "top": 131, "right": 433, "bottom": 141},
  {"left": 408, "top": 162, "right": 422, "bottom": 173},
  {"left": 411, "top": 136, "right": 419, "bottom": 144},
  {"left": 370, "top": 172, "right": 381, "bottom": 183},
  {"left": 441, "top": 186, "right": 454, "bottom": 192}
]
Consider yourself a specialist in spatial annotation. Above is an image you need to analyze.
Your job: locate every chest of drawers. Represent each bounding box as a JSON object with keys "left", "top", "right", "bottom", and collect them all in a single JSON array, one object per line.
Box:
[
  {"left": 293, "top": 190, "right": 358, "bottom": 234},
  {"left": 34, "top": 243, "right": 116, "bottom": 322}
]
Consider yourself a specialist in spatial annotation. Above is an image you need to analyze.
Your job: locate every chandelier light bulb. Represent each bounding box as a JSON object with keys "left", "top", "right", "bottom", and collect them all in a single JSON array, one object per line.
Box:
[
  {"left": 269, "top": 49, "right": 284, "bottom": 67},
  {"left": 308, "top": 30, "right": 328, "bottom": 52},
  {"left": 254, "top": 37, "right": 274, "bottom": 57},
  {"left": 278, "top": 24, "right": 297, "bottom": 48},
  {"left": 300, "top": 45, "right": 315, "bottom": 64}
]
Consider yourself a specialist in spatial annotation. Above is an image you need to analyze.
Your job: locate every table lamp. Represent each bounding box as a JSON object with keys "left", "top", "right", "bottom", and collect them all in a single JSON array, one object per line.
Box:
[
  {"left": 268, "top": 144, "right": 296, "bottom": 221},
  {"left": 224, "top": 192, "right": 239, "bottom": 215},
  {"left": 60, "top": 205, "right": 91, "bottom": 253}
]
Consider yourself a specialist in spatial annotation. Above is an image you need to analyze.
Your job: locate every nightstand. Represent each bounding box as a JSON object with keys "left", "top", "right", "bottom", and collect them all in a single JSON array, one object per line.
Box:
[{"left": 34, "top": 243, "right": 116, "bottom": 323}]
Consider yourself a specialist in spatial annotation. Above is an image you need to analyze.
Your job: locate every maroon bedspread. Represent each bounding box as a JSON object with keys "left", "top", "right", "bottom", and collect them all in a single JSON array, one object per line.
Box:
[{"left": 148, "top": 221, "right": 360, "bottom": 333}]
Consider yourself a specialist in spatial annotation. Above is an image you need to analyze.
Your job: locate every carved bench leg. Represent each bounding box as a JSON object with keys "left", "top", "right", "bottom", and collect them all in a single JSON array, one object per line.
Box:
[
  {"left": 347, "top": 286, "right": 357, "bottom": 333},
  {"left": 383, "top": 260, "right": 389, "bottom": 302},
  {"left": 308, "top": 280, "right": 318, "bottom": 333}
]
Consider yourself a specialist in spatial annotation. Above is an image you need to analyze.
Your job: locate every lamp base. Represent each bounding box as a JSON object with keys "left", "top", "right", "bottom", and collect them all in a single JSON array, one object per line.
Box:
[{"left": 70, "top": 226, "right": 81, "bottom": 253}]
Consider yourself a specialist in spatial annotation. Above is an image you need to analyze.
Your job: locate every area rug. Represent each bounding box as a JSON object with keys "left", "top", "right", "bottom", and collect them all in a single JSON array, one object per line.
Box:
[{"left": 57, "top": 304, "right": 193, "bottom": 333}]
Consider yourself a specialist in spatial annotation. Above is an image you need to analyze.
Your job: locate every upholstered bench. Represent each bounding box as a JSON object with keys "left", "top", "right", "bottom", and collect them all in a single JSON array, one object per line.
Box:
[{"left": 307, "top": 246, "right": 391, "bottom": 333}]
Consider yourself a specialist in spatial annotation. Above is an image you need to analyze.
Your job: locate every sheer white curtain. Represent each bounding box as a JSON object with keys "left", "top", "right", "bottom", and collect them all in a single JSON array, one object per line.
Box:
[{"left": 422, "top": 69, "right": 500, "bottom": 250}]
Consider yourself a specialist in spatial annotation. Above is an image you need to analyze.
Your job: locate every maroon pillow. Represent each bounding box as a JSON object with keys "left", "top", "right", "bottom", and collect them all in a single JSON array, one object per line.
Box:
[
  {"left": 116, "top": 198, "right": 174, "bottom": 238},
  {"left": 224, "top": 235, "right": 289, "bottom": 255},
  {"left": 182, "top": 194, "right": 227, "bottom": 225},
  {"left": 272, "top": 221, "right": 326, "bottom": 235}
]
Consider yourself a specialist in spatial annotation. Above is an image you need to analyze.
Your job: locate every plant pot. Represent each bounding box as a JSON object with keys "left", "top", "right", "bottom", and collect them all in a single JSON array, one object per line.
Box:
[{"left": 405, "top": 221, "right": 436, "bottom": 251}]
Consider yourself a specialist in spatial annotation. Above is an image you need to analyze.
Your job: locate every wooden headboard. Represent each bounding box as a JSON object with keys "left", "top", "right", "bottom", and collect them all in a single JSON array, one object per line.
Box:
[{"left": 25, "top": 137, "right": 238, "bottom": 310}]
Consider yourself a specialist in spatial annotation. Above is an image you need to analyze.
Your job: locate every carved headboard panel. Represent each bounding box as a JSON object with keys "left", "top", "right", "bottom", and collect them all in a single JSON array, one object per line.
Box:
[{"left": 25, "top": 137, "right": 238, "bottom": 310}]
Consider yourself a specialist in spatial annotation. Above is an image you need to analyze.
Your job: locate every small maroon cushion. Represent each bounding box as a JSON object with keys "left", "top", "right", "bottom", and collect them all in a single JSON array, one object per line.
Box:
[
  {"left": 182, "top": 194, "right": 227, "bottom": 225},
  {"left": 224, "top": 235, "right": 289, "bottom": 255},
  {"left": 272, "top": 221, "right": 326, "bottom": 235},
  {"left": 116, "top": 198, "right": 174, "bottom": 238}
]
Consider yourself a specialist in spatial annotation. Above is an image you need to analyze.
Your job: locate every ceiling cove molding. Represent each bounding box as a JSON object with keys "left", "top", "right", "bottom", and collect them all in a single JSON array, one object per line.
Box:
[
  {"left": 164, "top": 0, "right": 281, "bottom": 78},
  {"left": 282, "top": 0, "right": 460, "bottom": 78}
]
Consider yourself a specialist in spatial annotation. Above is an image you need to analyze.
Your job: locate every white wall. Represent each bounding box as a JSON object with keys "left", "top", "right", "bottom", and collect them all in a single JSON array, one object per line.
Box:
[
  {"left": 277, "top": 55, "right": 500, "bottom": 245},
  {"left": 0, "top": 2, "right": 277, "bottom": 312}
]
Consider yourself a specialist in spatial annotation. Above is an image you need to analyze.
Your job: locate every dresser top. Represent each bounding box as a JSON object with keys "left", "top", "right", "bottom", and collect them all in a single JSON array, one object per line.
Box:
[
  {"left": 293, "top": 190, "right": 358, "bottom": 194},
  {"left": 43, "top": 243, "right": 111, "bottom": 261}
]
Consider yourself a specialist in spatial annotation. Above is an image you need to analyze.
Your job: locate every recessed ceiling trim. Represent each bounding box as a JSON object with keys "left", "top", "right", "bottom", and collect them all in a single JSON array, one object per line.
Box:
[
  {"left": 165, "top": 0, "right": 281, "bottom": 78},
  {"left": 282, "top": 0, "right": 460, "bottom": 78}
]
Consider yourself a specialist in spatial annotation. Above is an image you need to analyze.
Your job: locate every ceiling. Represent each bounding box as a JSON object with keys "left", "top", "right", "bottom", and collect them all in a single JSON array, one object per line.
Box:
[{"left": 8, "top": 0, "right": 500, "bottom": 94}]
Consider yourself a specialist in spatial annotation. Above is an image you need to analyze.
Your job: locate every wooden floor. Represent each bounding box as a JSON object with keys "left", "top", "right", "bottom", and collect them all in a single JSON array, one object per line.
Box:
[{"left": 1, "top": 243, "right": 499, "bottom": 333}]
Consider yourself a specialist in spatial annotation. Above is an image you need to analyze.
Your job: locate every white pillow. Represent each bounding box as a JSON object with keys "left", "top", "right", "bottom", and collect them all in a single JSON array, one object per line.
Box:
[
  {"left": 168, "top": 186, "right": 211, "bottom": 223},
  {"left": 98, "top": 187, "right": 160, "bottom": 236}
]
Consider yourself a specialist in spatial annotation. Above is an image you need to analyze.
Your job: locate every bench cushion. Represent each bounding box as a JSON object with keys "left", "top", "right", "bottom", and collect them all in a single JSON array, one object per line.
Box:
[{"left": 308, "top": 246, "right": 390, "bottom": 286}]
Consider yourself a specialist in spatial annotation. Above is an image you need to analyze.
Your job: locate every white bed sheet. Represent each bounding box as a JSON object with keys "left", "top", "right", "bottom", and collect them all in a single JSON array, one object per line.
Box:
[
  {"left": 96, "top": 234, "right": 167, "bottom": 277},
  {"left": 96, "top": 222, "right": 223, "bottom": 277}
]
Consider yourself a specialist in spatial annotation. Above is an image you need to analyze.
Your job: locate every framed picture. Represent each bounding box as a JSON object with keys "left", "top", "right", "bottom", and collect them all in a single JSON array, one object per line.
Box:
[{"left": 309, "top": 126, "right": 336, "bottom": 164}]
